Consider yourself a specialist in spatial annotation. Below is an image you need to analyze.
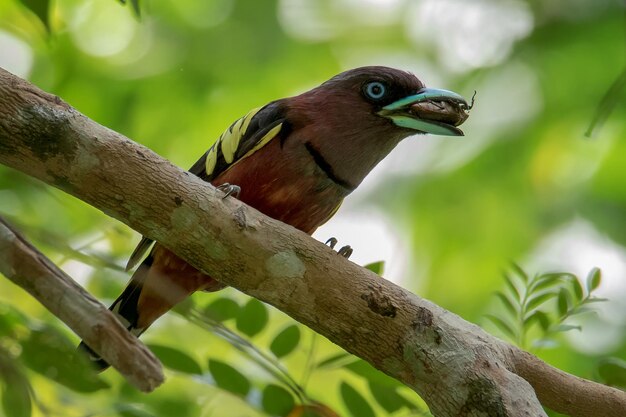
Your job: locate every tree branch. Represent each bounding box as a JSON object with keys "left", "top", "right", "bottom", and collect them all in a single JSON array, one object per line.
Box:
[
  {"left": 0, "top": 216, "right": 163, "bottom": 392},
  {"left": 0, "top": 66, "right": 623, "bottom": 416},
  {"left": 511, "top": 349, "right": 626, "bottom": 417}
]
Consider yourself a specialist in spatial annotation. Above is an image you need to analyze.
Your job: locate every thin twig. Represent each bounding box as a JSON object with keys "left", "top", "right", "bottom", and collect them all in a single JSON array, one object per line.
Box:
[
  {"left": 585, "top": 3, "right": 626, "bottom": 137},
  {"left": 585, "top": 68, "right": 626, "bottom": 137}
]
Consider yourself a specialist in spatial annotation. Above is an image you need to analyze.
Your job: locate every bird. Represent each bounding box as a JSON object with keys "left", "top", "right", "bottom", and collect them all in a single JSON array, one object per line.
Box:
[{"left": 79, "top": 66, "right": 470, "bottom": 369}]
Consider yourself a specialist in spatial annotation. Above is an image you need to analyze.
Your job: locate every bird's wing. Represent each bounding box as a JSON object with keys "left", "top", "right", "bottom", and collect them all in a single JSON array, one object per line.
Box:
[
  {"left": 126, "top": 101, "right": 288, "bottom": 271},
  {"left": 188, "top": 101, "right": 288, "bottom": 181}
]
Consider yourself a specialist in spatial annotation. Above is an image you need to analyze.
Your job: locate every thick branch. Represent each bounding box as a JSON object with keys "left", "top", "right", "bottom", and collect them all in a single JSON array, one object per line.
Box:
[
  {"left": 511, "top": 349, "right": 626, "bottom": 417},
  {"left": 0, "top": 217, "right": 163, "bottom": 392},
  {"left": 0, "top": 67, "right": 623, "bottom": 416}
]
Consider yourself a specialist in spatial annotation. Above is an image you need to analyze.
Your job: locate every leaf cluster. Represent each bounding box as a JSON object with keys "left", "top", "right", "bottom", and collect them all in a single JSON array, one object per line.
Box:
[
  {"left": 14, "top": 0, "right": 140, "bottom": 32},
  {"left": 0, "top": 304, "right": 109, "bottom": 417},
  {"left": 159, "top": 261, "right": 429, "bottom": 417},
  {"left": 486, "top": 264, "right": 605, "bottom": 350}
]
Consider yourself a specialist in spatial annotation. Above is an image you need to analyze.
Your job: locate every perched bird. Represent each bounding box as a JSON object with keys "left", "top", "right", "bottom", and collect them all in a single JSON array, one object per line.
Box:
[{"left": 79, "top": 66, "right": 470, "bottom": 369}]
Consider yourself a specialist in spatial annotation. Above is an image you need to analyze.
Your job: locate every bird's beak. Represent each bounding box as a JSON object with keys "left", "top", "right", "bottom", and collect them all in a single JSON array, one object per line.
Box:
[{"left": 378, "top": 88, "right": 471, "bottom": 136}]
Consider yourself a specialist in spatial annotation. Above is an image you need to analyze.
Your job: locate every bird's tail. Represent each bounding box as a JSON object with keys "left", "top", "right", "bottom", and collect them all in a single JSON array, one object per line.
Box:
[{"left": 77, "top": 256, "right": 153, "bottom": 372}]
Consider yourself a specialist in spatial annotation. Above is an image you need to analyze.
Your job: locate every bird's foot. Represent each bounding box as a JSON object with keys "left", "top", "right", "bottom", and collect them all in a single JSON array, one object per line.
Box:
[
  {"left": 325, "top": 237, "right": 353, "bottom": 259},
  {"left": 217, "top": 183, "right": 241, "bottom": 199}
]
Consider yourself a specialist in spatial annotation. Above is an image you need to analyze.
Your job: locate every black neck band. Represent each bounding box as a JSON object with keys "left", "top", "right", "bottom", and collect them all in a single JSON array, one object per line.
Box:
[{"left": 305, "top": 142, "right": 354, "bottom": 191}]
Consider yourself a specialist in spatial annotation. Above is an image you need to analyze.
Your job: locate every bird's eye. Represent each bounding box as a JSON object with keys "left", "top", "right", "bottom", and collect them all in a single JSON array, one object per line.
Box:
[{"left": 364, "top": 81, "right": 387, "bottom": 100}]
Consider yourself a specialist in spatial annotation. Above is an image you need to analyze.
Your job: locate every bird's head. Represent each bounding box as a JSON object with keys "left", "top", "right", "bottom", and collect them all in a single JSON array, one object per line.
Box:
[
  {"left": 299, "top": 66, "right": 470, "bottom": 136},
  {"left": 288, "top": 66, "right": 472, "bottom": 190}
]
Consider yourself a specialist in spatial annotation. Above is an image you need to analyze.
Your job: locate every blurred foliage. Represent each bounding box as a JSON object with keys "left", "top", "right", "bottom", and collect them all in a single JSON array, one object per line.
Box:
[
  {"left": 486, "top": 265, "right": 606, "bottom": 350},
  {"left": 1, "top": 0, "right": 626, "bottom": 416}
]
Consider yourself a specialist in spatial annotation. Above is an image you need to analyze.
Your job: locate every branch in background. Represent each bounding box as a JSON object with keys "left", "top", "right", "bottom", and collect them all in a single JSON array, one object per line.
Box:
[
  {"left": 0, "top": 216, "right": 163, "bottom": 392},
  {"left": 0, "top": 67, "right": 624, "bottom": 417},
  {"left": 4, "top": 214, "right": 127, "bottom": 272},
  {"left": 585, "top": 67, "right": 626, "bottom": 137}
]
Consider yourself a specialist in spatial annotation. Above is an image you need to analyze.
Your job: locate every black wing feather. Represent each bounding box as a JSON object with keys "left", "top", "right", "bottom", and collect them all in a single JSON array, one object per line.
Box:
[
  {"left": 189, "top": 100, "right": 288, "bottom": 181},
  {"left": 127, "top": 100, "right": 288, "bottom": 269}
]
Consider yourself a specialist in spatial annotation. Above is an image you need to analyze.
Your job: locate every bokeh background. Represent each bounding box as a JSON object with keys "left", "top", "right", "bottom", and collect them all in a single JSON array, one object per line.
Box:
[{"left": 0, "top": 0, "right": 625, "bottom": 416}]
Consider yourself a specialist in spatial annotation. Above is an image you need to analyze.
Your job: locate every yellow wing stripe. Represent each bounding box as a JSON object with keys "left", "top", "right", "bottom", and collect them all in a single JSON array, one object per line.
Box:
[
  {"left": 215, "top": 122, "right": 284, "bottom": 175},
  {"left": 205, "top": 146, "right": 218, "bottom": 176},
  {"left": 221, "top": 117, "right": 243, "bottom": 163},
  {"left": 240, "top": 123, "right": 283, "bottom": 160},
  {"left": 240, "top": 107, "right": 260, "bottom": 136},
  {"left": 205, "top": 107, "right": 262, "bottom": 176},
  {"left": 221, "top": 107, "right": 262, "bottom": 163},
  {"left": 207, "top": 123, "right": 282, "bottom": 177}
]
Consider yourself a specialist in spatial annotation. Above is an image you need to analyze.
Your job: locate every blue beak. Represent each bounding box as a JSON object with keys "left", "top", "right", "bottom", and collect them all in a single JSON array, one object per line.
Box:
[{"left": 378, "top": 88, "right": 470, "bottom": 136}]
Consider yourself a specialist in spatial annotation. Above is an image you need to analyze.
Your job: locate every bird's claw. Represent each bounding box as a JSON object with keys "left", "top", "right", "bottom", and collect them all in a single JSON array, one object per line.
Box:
[
  {"left": 338, "top": 245, "right": 353, "bottom": 259},
  {"left": 217, "top": 183, "right": 241, "bottom": 199},
  {"left": 325, "top": 237, "right": 338, "bottom": 249},
  {"left": 325, "top": 237, "right": 352, "bottom": 259}
]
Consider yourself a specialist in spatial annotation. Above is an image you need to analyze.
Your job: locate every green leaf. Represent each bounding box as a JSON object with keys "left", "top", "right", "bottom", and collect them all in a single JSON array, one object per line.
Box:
[
  {"left": 510, "top": 262, "right": 528, "bottom": 283},
  {"left": 484, "top": 315, "right": 517, "bottom": 341},
  {"left": 18, "top": 0, "right": 50, "bottom": 31},
  {"left": 129, "top": 0, "right": 141, "bottom": 16},
  {"left": 343, "top": 360, "right": 402, "bottom": 387},
  {"left": 0, "top": 304, "right": 27, "bottom": 337},
  {"left": 524, "top": 310, "right": 551, "bottom": 331},
  {"left": 523, "top": 310, "right": 541, "bottom": 328},
  {"left": 236, "top": 298, "right": 269, "bottom": 337},
  {"left": 525, "top": 292, "right": 556, "bottom": 312},
  {"left": 0, "top": 316, "right": 14, "bottom": 337},
  {"left": 208, "top": 359, "right": 251, "bottom": 396},
  {"left": 270, "top": 325, "right": 301, "bottom": 358},
  {"left": 569, "top": 277, "right": 584, "bottom": 302},
  {"left": 316, "top": 352, "right": 352, "bottom": 369},
  {"left": 296, "top": 404, "right": 340, "bottom": 417},
  {"left": 503, "top": 273, "right": 521, "bottom": 301},
  {"left": 557, "top": 288, "right": 570, "bottom": 317},
  {"left": 147, "top": 344, "right": 203, "bottom": 375},
  {"left": 0, "top": 366, "right": 31, "bottom": 417},
  {"left": 261, "top": 384, "right": 295, "bottom": 416},
  {"left": 339, "top": 382, "right": 375, "bottom": 417},
  {"left": 364, "top": 261, "right": 384, "bottom": 275},
  {"left": 539, "top": 272, "right": 577, "bottom": 281},
  {"left": 20, "top": 327, "right": 109, "bottom": 392},
  {"left": 495, "top": 291, "right": 517, "bottom": 317},
  {"left": 554, "top": 324, "right": 581, "bottom": 332},
  {"left": 368, "top": 382, "right": 415, "bottom": 413},
  {"left": 115, "top": 404, "right": 156, "bottom": 417},
  {"left": 585, "top": 297, "right": 608, "bottom": 303},
  {"left": 568, "top": 306, "right": 594, "bottom": 316},
  {"left": 204, "top": 297, "right": 240, "bottom": 322},
  {"left": 586, "top": 267, "right": 602, "bottom": 292},
  {"left": 598, "top": 358, "right": 626, "bottom": 388},
  {"left": 530, "top": 274, "right": 564, "bottom": 293}
]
